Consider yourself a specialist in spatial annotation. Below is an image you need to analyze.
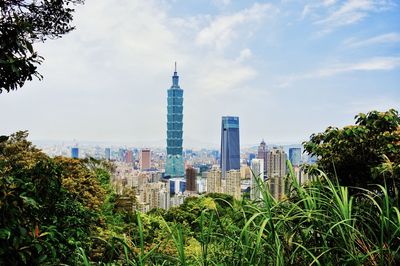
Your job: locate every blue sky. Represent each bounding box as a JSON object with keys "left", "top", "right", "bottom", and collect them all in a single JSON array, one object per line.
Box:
[{"left": 1, "top": 0, "right": 399, "bottom": 148}]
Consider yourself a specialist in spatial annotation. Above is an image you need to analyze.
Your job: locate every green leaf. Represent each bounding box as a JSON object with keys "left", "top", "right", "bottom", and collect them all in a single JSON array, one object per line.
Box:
[
  {"left": 0, "top": 229, "right": 11, "bottom": 239},
  {"left": 20, "top": 195, "right": 39, "bottom": 209},
  {"left": 35, "top": 243, "right": 43, "bottom": 253}
]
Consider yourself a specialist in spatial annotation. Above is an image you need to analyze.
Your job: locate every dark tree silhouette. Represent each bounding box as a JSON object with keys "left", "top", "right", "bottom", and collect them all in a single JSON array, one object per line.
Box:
[{"left": 0, "top": 0, "right": 84, "bottom": 93}]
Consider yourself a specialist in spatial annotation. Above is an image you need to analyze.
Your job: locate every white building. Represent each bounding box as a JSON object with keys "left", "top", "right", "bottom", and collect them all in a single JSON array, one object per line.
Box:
[
  {"left": 159, "top": 187, "right": 170, "bottom": 210},
  {"left": 197, "top": 177, "right": 207, "bottom": 194}
]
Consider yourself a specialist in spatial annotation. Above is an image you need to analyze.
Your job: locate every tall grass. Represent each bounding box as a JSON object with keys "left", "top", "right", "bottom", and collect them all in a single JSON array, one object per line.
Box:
[{"left": 77, "top": 162, "right": 400, "bottom": 265}]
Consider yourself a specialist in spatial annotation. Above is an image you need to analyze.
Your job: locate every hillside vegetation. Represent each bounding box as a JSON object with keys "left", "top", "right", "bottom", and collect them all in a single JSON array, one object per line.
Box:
[{"left": 0, "top": 109, "right": 399, "bottom": 265}]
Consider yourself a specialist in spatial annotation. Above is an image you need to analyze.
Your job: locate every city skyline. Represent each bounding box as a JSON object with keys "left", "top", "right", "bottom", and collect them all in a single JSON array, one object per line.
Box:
[{"left": 0, "top": 0, "right": 399, "bottom": 148}]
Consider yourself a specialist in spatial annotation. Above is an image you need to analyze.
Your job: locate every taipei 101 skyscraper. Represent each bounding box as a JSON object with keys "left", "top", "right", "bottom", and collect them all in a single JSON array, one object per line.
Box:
[{"left": 165, "top": 62, "right": 184, "bottom": 177}]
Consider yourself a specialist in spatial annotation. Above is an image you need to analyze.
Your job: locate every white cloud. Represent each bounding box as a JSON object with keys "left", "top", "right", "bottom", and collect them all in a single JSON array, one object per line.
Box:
[
  {"left": 235, "top": 48, "right": 252, "bottom": 63},
  {"left": 323, "top": 0, "right": 337, "bottom": 6},
  {"left": 301, "top": 0, "right": 336, "bottom": 20},
  {"left": 1, "top": 0, "right": 398, "bottom": 147},
  {"left": 345, "top": 96, "right": 400, "bottom": 115},
  {"left": 344, "top": 32, "right": 400, "bottom": 47},
  {"left": 317, "top": 57, "right": 400, "bottom": 76},
  {"left": 212, "top": 0, "right": 231, "bottom": 6},
  {"left": 279, "top": 56, "right": 400, "bottom": 87},
  {"left": 0, "top": 0, "right": 266, "bottom": 146},
  {"left": 315, "top": 0, "right": 395, "bottom": 30},
  {"left": 195, "top": 3, "right": 275, "bottom": 50},
  {"left": 316, "top": 0, "right": 373, "bottom": 27},
  {"left": 301, "top": 5, "right": 312, "bottom": 20},
  {"left": 194, "top": 59, "right": 256, "bottom": 96}
]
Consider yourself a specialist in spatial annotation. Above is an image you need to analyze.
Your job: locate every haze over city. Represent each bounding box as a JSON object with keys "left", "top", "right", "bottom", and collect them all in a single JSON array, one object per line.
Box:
[{"left": 1, "top": 0, "right": 399, "bottom": 148}]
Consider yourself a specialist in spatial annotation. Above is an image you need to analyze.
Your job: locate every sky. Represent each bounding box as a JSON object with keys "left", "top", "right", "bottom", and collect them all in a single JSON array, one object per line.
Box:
[{"left": 1, "top": 0, "right": 399, "bottom": 148}]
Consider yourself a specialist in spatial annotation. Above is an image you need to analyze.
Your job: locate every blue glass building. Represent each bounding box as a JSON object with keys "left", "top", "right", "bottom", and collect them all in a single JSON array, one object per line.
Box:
[
  {"left": 289, "top": 147, "right": 301, "bottom": 167},
  {"left": 248, "top": 153, "right": 256, "bottom": 165},
  {"left": 220, "top": 116, "right": 240, "bottom": 177},
  {"left": 169, "top": 180, "right": 176, "bottom": 194},
  {"left": 71, "top": 147, "right": 79, "bottom": 159},
  {"left": 165, "top": 63, "right": 184, "bottom": 177},
  {"left": 169, "top": 178, "right": 186, "bottom": 194},
  {"left": 179, "top": 181, "right": 186, "bottom": 193}
]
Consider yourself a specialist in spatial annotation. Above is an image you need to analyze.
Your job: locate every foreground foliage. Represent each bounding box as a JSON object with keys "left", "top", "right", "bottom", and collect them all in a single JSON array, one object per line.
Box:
[
  {"left": 1, "top": 115, "right": 399, "bottom": 265},
  {"left": 84, "top": 169, "right": 399, "bottom": 266},
  {"left": 0, "top": 131, "right": 125, "bottom": 265},
  {"left": 303, "top": 109, "right": 400, "bottom": 191}
]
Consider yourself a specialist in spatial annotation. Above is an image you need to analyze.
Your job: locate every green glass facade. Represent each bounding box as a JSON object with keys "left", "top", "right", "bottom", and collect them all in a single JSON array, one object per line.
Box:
[{"left": 165, "top": 64, "right": 184, "bottom": 177}]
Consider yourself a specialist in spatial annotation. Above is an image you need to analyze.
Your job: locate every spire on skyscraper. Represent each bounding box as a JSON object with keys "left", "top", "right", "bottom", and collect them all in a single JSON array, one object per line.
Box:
[{"left": 172, "top": 61, "right": 179, "bottom": 87}]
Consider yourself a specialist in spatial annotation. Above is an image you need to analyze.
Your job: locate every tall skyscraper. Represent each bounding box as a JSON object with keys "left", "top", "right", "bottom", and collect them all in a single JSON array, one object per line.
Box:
[
  {"left": 266, "top": 147, "right": 287, "bottom": 200},
  {"left": 71, "top": 147, "right": 79, "bottom": 159},
  {"left": 186, "top": 166, "right": 197, "bottom": 192},
  {"left": 166, "top": 63, "right": 184, "bottom": 177},
  {"left": 289, "top": 148, "right": 301, "bottom": 167},
  {"left": 257, "top": 140, "right": 268, "bottom": 178},
  {"left": 220, "top": 116, "right": 240, "bottom": 178},
  {"left": 140, "top": 149, "right": 151, "bottom": 171},
  {"left": 250, "top": 159, "right": 264, "bottom": 200}
]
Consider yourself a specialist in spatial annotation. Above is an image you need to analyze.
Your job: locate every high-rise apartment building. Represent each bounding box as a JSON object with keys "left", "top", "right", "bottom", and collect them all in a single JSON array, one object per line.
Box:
[
  {"left": 250, "top": 159, "right": 264, "bottom": 201},
  {"left": 142, "top": 182, "right": 162, "bottom": 211},
  {"left": 71, "top": 147, "right": 79, "bottom": 159},
  {"left": 266, "top": 147, "right": 287, "bottom": 200},
  {"left": 257, "top": 140, "right": 268, "bottom": 178},
  {"left": 225, "top": 170, "right": 241, "bottom": 199},
  {"left": 126, "top": 150, "right": 133, "bottom": 163},
  {"left": 166, "top": 63, "right": 184, "bottom": 177},
  {"left": 105, "top": 148, "right": 111, "bottom": 160},
  {"left": 289, "top": 148, "right": 301, "bottom": 167},
  {"left": 240, "top": 164, "right": 251, "bottom": 180},
  {"left": 186, "top": 166, "right": 197, "bottom": 192},
  {"left": 206, "top": 165, "right": 222, "bottom": 193},
  {"left": 159, "top": 187, "right": 170, "bottom": 210},
  {"left": 220, "top": 116, "right": 240, "bottom": 178},
  {"left": 140, "top": 149, "right": 151, "bottom": 171}
]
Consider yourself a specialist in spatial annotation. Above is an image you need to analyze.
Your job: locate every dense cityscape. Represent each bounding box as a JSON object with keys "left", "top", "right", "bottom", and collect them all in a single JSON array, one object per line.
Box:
[
  {"left": 36, "top": 65, "right": 316, "bottom": 212},
  {"left": 1, "top": 1, "right": 399, "bottom": 265}
]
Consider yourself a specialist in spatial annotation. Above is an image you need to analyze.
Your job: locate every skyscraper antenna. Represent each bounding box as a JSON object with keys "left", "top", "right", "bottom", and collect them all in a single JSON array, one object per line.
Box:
[{"left": 175, "top": 61, "right": 177, "bottom": 72}]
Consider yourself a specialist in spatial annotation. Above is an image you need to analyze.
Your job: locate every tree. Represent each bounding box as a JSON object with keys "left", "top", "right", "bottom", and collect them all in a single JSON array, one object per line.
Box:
[
  {"left": 303, "top": 109, "right": 400, "bottom": 191},
  {"left": 0, "top": 131, "right": 106, "bottom": 264},
  {"left": 0, "top": 0, "right": 84, "bottom": 93}
]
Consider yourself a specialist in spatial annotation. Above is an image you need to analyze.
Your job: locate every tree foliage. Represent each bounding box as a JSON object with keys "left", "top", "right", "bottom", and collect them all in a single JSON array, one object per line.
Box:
[
  {"left": 0, "top": 131, "right": 108, "bottom": 264},
  {"left": 0, "top": 0, "right": 84, "bottom": 93},
  {"left": 303, "top": 109, "right": 400, "bottom": 190}
]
